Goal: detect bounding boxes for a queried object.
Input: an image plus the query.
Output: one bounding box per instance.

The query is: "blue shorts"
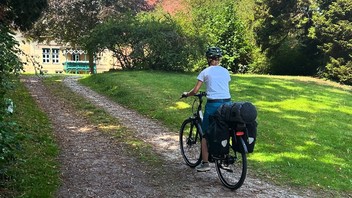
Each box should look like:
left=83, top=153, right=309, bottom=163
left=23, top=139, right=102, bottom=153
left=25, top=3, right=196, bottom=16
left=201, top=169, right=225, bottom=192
left=201, top=101, right=232, bottom=135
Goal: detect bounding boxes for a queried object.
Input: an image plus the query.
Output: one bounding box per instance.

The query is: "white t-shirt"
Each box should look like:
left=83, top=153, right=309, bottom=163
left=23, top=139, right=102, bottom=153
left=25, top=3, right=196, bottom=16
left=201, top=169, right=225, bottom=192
left=197, top=65, right=231, bottom=99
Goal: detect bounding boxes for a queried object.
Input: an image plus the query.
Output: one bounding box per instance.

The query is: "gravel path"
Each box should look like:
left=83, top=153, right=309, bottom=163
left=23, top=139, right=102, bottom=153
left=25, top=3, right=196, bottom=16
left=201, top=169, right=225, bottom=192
left=22, top=76, right=319, bottom=198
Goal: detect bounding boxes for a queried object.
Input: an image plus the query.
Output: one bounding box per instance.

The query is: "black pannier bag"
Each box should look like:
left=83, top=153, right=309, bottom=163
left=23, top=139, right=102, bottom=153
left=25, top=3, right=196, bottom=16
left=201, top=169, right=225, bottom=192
left=205, top=114, right=230, bottom=157
left=216, top=102, right=258, bottom=153
left=232, top=121, right=257, bottom=153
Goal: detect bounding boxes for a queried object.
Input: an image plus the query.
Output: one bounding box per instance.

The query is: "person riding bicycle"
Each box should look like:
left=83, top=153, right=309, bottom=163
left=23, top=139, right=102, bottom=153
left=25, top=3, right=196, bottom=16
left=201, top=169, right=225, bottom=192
left=182, top=46, right=232, bottom=172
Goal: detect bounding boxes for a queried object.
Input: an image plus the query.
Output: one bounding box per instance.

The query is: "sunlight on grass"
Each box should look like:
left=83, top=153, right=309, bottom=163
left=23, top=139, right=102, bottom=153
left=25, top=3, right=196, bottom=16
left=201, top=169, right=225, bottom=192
left=295, top=141, right=319, bottom=151
left=319, top=154, right=346, bottom=166
left=168, top=101, right=191, bottom=110
left=257, top=98, right=330, bottom=114
left=251, top=152, right=310, bottom=162
left=255, top=101, right=282, bottom=112
left=280, top=98, right=316, bottom=111
left=80, top=71, right=352, bottom=192
left=250, top=153, right=283, bottom=162
left=267, top=81, right=304, bottom=92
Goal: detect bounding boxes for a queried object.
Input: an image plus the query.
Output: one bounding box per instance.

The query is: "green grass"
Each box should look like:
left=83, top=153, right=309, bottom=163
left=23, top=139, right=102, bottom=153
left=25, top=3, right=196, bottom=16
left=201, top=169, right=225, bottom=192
left=1, top=74, right=164, bottom=197
left=80, top=70, right=352, bottom=193
left=41, top=75, right=162, bottom=166
left=3, top=79, right=60, bottom=197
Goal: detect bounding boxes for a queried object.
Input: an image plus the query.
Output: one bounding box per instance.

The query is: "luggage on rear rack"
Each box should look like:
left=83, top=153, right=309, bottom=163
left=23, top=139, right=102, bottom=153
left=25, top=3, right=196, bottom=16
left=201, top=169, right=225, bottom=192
left=206, top=115, right=230, bottom=158
left=206, top=102, right=258, bottom=155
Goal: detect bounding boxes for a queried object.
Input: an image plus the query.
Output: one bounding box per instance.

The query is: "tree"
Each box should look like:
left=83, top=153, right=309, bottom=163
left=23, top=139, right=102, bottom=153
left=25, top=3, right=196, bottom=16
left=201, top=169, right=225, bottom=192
left=254, top=0, right=352, bottom=83
left=310, top=0, right=352, bottom=84
left=0, top=0, right=47, bottom=169
left=0, top=0, right=47, bottom=31
left=184, top=0, right=254, bottom=72
left=30, top=0, right=150, bottom=74
left=84, top=13, right=198, bottom=71
left=254, top=0, right=321, bottom=75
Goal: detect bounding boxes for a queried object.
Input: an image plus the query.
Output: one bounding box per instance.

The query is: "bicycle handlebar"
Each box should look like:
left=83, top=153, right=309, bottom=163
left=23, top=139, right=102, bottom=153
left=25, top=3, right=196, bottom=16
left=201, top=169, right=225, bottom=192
left=180, top=91, right=207, bottom=99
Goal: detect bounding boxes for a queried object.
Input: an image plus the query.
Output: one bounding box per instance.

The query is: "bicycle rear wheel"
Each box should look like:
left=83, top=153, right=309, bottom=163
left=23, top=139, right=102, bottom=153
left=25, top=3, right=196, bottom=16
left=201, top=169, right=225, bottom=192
left=215, top=142, right=247, bottom=190
left=179, top=118, right=202, bottom=167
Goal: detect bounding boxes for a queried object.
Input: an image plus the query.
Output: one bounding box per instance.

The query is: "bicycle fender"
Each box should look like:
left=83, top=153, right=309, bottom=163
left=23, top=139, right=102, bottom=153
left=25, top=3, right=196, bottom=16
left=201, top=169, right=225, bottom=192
left=239, top=136, right=248, bottom=153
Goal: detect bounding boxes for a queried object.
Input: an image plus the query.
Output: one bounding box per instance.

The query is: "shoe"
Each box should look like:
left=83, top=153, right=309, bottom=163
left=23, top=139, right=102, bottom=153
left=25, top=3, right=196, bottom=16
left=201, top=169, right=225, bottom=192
left=220, top=164, right=233, bottom=172
left=196, top=162, right=210, bottom=172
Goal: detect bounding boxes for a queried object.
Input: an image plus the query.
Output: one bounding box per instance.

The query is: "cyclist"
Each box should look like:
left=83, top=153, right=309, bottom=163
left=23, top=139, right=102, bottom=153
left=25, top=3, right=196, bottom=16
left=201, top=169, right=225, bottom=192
left=182, top=47, right=232, bottom=172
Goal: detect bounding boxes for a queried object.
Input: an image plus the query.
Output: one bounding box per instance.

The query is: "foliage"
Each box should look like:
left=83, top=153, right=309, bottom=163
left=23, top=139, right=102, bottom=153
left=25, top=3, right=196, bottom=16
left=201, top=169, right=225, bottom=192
left=84, top=13, right=199, bottom=71
left=323, top=58, right=352, bottom=84
left=186, top=0, right=254, bottom=72
left=0, top=0, right=47, bottom=187
left=217, top=2, right=253, bottom=73
left=254, top=0, right=352, bottom=83
left=254, top=0, right=322, bottom=76
left=310, top=0, right=352, bottom=84
left=232, top=0, right=270, bottom=74
left=0, top=25, right=22, bottom=169
left=133, top=14, right=197, bottom=71
left=29, top=0, right=150, bottom=74
left=0, top=0, right=47, bottom=31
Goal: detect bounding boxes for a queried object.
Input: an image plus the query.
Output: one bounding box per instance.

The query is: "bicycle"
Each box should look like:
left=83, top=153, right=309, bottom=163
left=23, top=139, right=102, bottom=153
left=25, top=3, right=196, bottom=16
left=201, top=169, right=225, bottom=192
left=179, top=92, right=248, bottom=190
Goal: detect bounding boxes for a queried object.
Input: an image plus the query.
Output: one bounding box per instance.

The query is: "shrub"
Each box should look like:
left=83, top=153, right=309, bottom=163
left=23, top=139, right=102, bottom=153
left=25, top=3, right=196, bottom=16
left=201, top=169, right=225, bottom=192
left=0, top=25, right=22, bottom=169
left=323, top=58, right=352, bottom=85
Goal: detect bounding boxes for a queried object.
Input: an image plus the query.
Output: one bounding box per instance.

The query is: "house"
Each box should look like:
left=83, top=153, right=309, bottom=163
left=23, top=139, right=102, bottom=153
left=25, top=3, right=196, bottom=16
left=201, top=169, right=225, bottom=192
left=15, top=32, right=119, bottom=74
left=16, top=0, right=186, bottom=74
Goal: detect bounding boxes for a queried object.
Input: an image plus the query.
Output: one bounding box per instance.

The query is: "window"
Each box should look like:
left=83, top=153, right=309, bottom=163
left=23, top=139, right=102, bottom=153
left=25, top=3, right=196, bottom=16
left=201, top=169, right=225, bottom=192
left=42, top=48, right=50, bottom=63
left=52, top=48, right=60, bottom=63
left=72, top=54, right=80, bottom=61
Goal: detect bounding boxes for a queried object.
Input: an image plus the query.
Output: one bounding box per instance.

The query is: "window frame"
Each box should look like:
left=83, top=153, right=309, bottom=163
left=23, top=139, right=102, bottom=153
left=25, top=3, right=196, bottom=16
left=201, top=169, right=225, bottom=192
left=52, top=48, right=60, bottom=64
left=42, top=48, right=50, bottom=63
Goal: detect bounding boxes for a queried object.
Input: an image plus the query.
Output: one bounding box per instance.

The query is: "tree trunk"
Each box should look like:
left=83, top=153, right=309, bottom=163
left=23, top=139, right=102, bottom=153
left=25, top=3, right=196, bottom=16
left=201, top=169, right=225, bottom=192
left=88, top=50, right=95, bottom=74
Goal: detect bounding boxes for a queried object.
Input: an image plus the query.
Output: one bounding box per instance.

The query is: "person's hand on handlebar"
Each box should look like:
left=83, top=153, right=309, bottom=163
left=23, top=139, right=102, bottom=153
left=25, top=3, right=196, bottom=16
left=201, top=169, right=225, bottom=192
left=180, top=92, right=188, bottom=98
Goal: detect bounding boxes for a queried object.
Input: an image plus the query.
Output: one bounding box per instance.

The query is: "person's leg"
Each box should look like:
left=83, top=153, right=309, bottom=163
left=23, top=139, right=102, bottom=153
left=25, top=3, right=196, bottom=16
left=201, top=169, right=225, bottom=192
left=196, top=137, right=211, bottom=172
left=200, top=102, right=216, bottom=163
left=201, top=137, right=208, bottom=162
left=197, top=102, right=222, bottom=172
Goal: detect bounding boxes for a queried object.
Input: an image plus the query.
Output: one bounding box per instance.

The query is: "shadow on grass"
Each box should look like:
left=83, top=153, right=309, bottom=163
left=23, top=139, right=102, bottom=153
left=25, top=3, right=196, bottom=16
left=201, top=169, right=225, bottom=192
left=232, top=75, right=351, bottom=191
left=80, top=72, right=351, bottom=192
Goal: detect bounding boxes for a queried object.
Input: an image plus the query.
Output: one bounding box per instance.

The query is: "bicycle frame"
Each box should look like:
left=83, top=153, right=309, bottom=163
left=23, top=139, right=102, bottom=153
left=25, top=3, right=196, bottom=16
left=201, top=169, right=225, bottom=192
left=189, top=91, right=206, bottom=121
left=180, top=92, right=249, bottom=189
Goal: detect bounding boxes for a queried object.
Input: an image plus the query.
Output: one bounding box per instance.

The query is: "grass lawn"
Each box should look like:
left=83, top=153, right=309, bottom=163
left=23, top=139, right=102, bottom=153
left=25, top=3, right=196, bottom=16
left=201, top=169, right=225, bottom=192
left=3, top=78, right=60, bottom=197
left=1, top=75, right=163, bottom=197
left=80, top=70, right=352, bottom=193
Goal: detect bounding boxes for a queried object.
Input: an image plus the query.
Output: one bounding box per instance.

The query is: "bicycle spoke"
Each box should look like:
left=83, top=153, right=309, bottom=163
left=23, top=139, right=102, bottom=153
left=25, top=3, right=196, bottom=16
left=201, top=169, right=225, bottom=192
left=179, top=119, right=202, bottom=167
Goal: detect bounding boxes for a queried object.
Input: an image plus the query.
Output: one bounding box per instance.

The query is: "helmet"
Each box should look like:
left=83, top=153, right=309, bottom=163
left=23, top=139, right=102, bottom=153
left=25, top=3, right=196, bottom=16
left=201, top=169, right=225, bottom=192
left=206, top=47, right=222, bottom=59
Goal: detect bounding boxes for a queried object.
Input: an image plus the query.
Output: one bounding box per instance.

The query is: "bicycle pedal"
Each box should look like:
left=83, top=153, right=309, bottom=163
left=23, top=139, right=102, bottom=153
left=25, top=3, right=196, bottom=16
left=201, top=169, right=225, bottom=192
left=220, top=165, right=233, bottom=172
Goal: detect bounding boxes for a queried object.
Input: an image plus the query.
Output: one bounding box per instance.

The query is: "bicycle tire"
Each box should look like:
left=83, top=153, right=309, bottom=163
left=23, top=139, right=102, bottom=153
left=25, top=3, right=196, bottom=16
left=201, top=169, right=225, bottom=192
left=215, top=137, right=247, bottom=190
left=179, top=118, right=202, bottom=167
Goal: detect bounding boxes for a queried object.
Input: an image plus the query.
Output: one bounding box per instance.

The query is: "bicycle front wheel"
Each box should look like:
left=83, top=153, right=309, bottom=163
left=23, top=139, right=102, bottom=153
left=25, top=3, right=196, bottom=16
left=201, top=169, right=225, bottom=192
left=215, top=141, right=247, bottom=190
left=179, top=118, right=202, bottom=167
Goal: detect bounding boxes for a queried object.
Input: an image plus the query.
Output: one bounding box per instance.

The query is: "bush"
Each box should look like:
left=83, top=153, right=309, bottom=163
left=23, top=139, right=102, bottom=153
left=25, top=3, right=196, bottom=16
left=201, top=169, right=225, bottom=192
left=323, top=58, right=352, bottom=85
left=131, top=14, right=198, bottom=71
left=0, top=25, right=22, bottom=169
left=84, top=14, right=200, bottom=72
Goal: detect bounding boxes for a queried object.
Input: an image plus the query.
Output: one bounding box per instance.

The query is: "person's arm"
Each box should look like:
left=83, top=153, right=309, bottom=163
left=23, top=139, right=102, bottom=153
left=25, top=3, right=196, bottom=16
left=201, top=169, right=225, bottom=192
left=185, top=80, right=203, bottom=97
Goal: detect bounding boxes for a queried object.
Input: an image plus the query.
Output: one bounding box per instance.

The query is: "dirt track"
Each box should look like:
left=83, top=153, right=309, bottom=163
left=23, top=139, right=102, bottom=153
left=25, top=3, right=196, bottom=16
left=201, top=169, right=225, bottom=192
left=22, top=75, right=320, bottom=198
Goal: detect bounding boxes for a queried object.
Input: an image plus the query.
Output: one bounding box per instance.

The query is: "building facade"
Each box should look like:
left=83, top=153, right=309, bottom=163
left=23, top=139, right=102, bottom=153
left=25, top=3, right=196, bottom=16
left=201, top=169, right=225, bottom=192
left=16, top=32, right=119, bottom=74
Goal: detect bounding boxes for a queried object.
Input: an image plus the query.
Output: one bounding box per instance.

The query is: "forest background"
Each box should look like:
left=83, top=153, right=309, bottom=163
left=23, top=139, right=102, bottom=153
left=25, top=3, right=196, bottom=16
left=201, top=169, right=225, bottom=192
left=28, top=0, right=351, bottom=85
